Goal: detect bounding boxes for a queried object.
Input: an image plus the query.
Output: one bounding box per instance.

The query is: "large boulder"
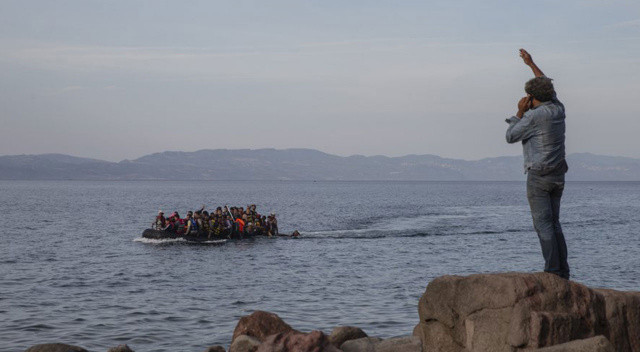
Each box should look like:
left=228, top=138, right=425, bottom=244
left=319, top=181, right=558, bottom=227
left=24, top=343, right=88, bottom=352
left=340, top=336, right=421, bottom=352
left=328, top=326, right=368, bottom=347
left=340, top=337, right=383, bottom=352
left=256, top=330, right=340, bottom=352
left=229, top=335, right=261, bottom=352
left=375, top=336, right=422, bottom=352
left=107, top=345, right=134, bottom=352
left=203, top=346, right=226, bottom=352
left=417, top=272, right=640, bottom=352
left=535, top=335, right=615, bottom=352
left=596, top=288, right=640, bottom=351
left=232, top=311, right=295, bottom=343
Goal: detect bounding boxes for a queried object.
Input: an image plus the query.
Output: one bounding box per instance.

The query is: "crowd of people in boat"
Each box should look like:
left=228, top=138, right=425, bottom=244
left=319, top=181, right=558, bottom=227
left=151, top=204, right=279, bottom=239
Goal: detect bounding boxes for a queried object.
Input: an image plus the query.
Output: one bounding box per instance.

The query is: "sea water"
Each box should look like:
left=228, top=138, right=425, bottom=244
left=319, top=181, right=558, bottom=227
left=1, top=181, right=639, bottom=351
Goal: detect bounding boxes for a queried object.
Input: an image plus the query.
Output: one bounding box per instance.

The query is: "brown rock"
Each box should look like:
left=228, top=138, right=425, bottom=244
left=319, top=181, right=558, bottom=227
left=232, top=311, right=295, bottom=343
left=107, top=345, right=134, bottom=352
left=340, top=337, right=382, bottom=352
left=256, top=330, right=340, bottom=352
left=24, top=343, right=88, bottom=352
left=535, top=335, right=615, bottom=351
left=596, top=288, right=640, bottom=352
left=412, top=324, right=421, bottom=338
left=204, top=346, right=227, bottom=352
left=417, top=272, right=640, bottom=352
left=328, top=326, right=368, bottom=347
left=229, top=335, right=261, bottom=352
left=375, top=336, right=422, bottom=352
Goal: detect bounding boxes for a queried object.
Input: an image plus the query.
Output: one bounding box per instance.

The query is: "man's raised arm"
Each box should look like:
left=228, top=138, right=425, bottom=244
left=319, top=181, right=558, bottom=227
left=520, top=49, right=544, bottom=77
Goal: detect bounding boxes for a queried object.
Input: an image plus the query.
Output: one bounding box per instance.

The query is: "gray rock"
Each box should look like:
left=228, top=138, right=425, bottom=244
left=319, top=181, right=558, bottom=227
left=107, top=345, right=134, bottom=352
left=375, top=336, right=422, bottom=352
left=24, top=343, right=88, bottom=352
left=417, top=272, right=640, bottom=352
left=203, top=346, right=226, bottom=352
left=256, top=330, right=340, bottom=352
left=229, top=334, right=260, bottom=352
left=535, top=336, right=615, bottom=352
left=340, top=337, right=383, bottom=352
left=328, top=326, right=368, bottom=347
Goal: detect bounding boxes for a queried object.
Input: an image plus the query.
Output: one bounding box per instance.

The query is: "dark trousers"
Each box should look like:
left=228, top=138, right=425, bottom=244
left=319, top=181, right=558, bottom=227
left=526, top=172, right=570, bottom=279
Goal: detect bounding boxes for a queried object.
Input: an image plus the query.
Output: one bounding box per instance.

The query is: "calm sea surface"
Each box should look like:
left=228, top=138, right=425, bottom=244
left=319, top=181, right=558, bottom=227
left=1, top=181, right=639, bottom=351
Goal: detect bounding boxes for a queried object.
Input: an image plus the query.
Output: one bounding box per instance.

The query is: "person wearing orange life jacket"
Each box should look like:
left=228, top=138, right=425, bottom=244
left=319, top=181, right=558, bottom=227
left=235, top=216, right=245, bottom=235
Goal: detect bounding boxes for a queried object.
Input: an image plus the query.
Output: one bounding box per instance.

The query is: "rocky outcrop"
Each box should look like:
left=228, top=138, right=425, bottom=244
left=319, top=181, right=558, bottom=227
left=107, top=345, right=134, bottom=352
left=416, top=272, right=640, bottom=352
left=340, top=336, right=421, bottom=352
left=230, top=335, right=261, bottom=352
left=256, top=330, right=340, bottom=352
left=340, top=337, right=383, bottom=352
left=204, top=346, right=226, bottom=352
left=535, top=335, right=615, bottom=352
left=232, top=311, right=296, bottom=344
left=328, top=326, right=368, bottom=347
left=375, top=336, right=422, bottom=352
left=24, top=343, right=88, bottom=352
left=596, top=288, right=640, bottom=351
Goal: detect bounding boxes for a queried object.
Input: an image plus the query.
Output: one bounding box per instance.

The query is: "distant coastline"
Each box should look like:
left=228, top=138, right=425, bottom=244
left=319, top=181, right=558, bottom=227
left=1, top=149, right=640, bottom=181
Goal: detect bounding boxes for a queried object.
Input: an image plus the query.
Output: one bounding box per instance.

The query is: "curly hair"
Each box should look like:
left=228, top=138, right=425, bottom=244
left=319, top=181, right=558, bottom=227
left=525, top=77, right=555, bottom=102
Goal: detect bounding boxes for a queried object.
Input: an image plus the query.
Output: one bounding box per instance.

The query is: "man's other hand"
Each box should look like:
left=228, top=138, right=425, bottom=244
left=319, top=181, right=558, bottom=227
left=516, top=96, right=532, bottom=118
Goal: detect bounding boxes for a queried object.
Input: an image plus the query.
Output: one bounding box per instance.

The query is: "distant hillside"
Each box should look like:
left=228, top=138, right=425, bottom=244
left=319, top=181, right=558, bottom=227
left=1, top=149, right=639, bottom=181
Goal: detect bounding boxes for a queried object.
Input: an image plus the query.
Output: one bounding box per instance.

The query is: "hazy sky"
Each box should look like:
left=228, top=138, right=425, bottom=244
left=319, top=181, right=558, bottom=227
left=1, top=0, right=639, bottom=161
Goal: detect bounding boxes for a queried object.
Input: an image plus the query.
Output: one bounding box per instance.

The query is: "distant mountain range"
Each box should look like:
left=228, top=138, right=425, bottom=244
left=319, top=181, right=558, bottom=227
left=1, top=149, right=639, bottom=181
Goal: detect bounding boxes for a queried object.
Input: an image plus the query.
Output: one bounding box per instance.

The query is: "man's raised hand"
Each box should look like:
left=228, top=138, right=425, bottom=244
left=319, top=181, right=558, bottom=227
left=519, top=48, right=534, bottom=66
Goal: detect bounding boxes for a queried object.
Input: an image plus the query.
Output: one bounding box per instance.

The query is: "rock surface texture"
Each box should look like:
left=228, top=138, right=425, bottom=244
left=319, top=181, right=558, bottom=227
left=229, top=335, right=261, bottom=352
left=535, top=335, right=615, bottom=352
left=256, top=330, right=340, bottom=352
left=340, top=336, right=422, bottom=352
left=24, top=343, right=88, bottom=352
left=417, top=272, right=640, bottom=352
left=232, top=311, right=296, bottom=344
left=374, top=336, right=422, bottom=352
left=204, top=346, right=227, bottom=352
left=340, top=337, right=383, bottom=352
left=328, top=326, right=368, bottom=347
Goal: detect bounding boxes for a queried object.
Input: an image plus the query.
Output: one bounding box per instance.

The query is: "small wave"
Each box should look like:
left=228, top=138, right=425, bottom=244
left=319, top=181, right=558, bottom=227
left=133, top=237, right=186, bottom=244
left=133, top=237, right=227, bottom=245
left=20, top=323, right=55, bottom=332
left=193, top=240, right=227, bottom=245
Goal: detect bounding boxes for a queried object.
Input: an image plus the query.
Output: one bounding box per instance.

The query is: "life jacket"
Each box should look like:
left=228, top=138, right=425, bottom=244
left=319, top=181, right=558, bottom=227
left=202, top=218, right=211, bottom=232
left=235, top=218, right=245, bottom=233
left=176, top=219, right=186, bottom=235
left=154, top=216, right=166, bottom=229
left=208, top=218, right=219, bottom=235
left=187, top=218, right=199, bottom=234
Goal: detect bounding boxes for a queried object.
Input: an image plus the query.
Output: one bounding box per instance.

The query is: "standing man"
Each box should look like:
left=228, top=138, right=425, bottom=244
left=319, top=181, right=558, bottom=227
left=506, top=49, right=570, bottom=279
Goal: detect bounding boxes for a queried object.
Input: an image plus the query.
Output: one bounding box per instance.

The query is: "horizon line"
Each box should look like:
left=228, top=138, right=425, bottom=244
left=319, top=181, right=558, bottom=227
left=0, top=148, right=636, bottom=163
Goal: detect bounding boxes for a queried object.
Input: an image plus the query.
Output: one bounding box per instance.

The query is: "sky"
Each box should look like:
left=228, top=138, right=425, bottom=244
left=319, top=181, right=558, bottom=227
left=1, top=0, right=639, bottom=161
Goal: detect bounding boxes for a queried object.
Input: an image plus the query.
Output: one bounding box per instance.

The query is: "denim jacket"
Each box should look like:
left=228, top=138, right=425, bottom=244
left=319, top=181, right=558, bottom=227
left=505, top=95, right=567, bottom=175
